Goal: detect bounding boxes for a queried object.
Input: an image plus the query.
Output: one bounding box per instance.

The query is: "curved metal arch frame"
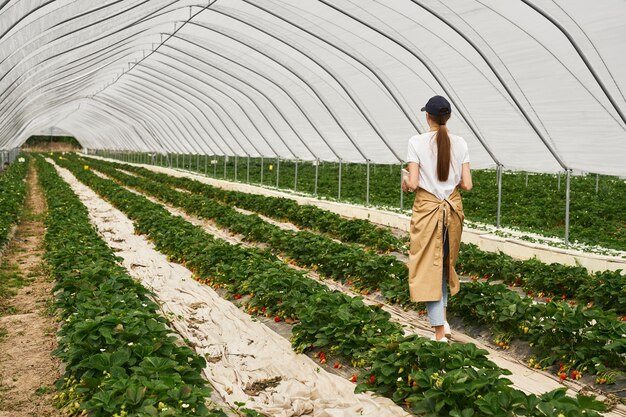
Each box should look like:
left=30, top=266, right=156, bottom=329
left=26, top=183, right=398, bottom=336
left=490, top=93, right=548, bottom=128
left=139, top=56, right=313, bottom=159
left=135, top=63, right=288, bottom=159
left=91, top=95, right=197, bottom=154
left=153, top=47, right=320, bottom=161
left=164, top=35, right=341, bottom=160
left=127, top=68, right=265, bottom=157
left=231, top=2, right=412, bottom=160
left=521, top=0, right=626, bottom=127
left=115, top=79, right=227, bottom=155
left=185, top=21, right=371, bottom=162
left=95, top=92, right=205, bottom=154
left=81, top=97, right=170, bottom=152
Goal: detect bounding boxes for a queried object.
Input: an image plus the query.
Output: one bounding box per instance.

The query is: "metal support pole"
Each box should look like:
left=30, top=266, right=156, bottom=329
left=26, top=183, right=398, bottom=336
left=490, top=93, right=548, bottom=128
left=176, top=153, right=180, bottom=169
left=294, top=158, right=298, bottom=192
left=338, top=159, right=342, bottom=200
left=223, top=155, right=227, bottom=179
left=400, top=165, right=404, bottom=210
left=525, top=173, right=528, bottom=187
left=234, top=156, right=238, bottom=181
left=276, top=157, right=280, bottom=188
left=595, top=173, right=599, bottom=194
left=182, top=153, right=186, bottom=170
left=366, top=159, right=370, bottom=206
left=565, top=170, right=571, bottom=245
left=496, top=165, right=503, bottom=228
left=260, top=156, right=264, bottom=184
left=196, top=154, right=200, bottom=172
left=247, top=156, right=250, bottom=183
left=314, top=159, right=319, bottom=196
left=205, top=155, right=208, bottom=175
left=213, top=156, right=217, bottom=177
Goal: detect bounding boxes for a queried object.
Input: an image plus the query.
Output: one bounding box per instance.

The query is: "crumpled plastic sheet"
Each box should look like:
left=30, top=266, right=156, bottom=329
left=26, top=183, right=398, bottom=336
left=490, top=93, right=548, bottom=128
left=52, top=161, right=410, bottom=417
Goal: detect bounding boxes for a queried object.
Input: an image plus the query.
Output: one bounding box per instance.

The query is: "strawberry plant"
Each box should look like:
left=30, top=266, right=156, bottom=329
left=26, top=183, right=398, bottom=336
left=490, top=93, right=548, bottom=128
left=90, top=157, right=401, bottom=252
left=107, top=152, right=626, bottom=250
left=0, top=154, right=28, bottom=248
left=74, top=155, right=626, bottom=381
left=36, top=157, right=226, bottom=417
left=57, top=155, right=609, bottom=416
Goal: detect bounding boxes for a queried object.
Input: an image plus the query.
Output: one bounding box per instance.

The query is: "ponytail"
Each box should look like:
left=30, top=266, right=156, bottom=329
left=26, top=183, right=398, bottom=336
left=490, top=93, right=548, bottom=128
left=430, top=113, right=452, bottom=181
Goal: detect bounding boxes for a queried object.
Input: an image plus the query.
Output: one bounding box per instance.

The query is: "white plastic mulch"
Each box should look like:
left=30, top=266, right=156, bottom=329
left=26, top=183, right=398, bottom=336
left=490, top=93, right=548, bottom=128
left=50, top=162, right=410, bottom=417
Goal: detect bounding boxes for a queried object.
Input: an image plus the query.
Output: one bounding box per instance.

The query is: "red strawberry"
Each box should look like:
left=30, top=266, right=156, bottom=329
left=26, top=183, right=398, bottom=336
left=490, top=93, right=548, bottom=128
left=274, top=316, right=281, bottom=322
left=561, top=295, right=567, bottom=300
left=368, top=375, right=376, bottom=384
left=350, top=375, right=357, bottom=383
left=261, top=307, right=267, bottom=313
left=333, top=362, right=341, bottom=369
left=559, top=374, right=567, bottom=381
left=234, top=294, right=241, bottom=300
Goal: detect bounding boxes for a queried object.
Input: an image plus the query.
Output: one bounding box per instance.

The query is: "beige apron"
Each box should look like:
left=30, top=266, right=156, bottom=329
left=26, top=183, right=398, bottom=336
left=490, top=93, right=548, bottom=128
left=408, top=188, right=464, bottom=302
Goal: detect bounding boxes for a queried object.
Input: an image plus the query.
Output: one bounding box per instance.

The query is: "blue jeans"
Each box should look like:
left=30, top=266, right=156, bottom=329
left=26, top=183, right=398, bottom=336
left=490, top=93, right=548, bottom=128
left=426, top=231, right=449, bottom=327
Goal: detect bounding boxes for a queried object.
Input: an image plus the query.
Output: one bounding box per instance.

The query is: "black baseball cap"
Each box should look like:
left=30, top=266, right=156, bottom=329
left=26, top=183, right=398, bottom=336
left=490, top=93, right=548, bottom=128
left=421, top=95, right=451, bottom=116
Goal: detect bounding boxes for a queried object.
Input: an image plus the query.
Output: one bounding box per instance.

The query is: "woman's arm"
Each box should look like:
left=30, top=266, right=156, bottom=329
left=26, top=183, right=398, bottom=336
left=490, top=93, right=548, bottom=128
left=402, top=162, right=420, bottom=192
left=458, top=162, right=472, bottom=191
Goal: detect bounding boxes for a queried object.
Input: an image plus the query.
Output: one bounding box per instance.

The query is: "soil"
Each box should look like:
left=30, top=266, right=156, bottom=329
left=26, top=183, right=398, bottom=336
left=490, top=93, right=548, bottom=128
left=0, top=163, right=62, bottom=417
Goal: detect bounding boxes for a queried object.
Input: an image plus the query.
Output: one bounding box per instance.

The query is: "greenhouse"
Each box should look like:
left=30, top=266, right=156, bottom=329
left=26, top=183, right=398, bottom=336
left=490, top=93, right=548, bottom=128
left=0, top=1, right=624, bottom=416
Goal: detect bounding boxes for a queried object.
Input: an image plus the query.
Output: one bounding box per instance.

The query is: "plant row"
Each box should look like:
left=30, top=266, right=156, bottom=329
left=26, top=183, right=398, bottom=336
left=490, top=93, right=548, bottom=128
left=74, top=155, right=626, bottom=381
left=84, top=156, right=625, bottom=315
left=89, top=157, right=402, bottom=252
left=102, top=151, right=626, bottom=250
left=77, top=155, right=410, bottom=301
left=0, top=155, right=28, bottom=249
left=36, top=157, right=226, bottom=417
left=457, top=244, right=625, bottom=315
left=57, top=155, right=607, bottom=416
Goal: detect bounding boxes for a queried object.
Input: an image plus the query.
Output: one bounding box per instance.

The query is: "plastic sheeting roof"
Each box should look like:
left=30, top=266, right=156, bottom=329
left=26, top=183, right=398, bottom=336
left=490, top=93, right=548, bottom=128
left=1, top=0, right=625, bottom=175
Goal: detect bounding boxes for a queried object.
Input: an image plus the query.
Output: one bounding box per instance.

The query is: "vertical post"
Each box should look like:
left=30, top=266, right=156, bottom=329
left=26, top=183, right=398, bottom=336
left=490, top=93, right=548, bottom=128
left=595, top=173, right=599, bottom=194
left=565, top=170, right=571, bottom=245
left=260, top=156, right=264, bottom=184
left=294, top=158, right=298, bottom=192
left=234, top=155, right=238, bottom=181
left=276, top=157, right=280, bottom=188
left=525, top=173, right=528, bottom=187
left=557, top=172, right=561, bottom=191
left=366, top=159, right=370, bottom=206
left=196, top=154, right=200, bottom=172
left=338, top=159, right=342, bottom=200
left=400, top=165, right=404, bottom=210
left=496, top=165, right=503, bottom=228
left=176, top=153, right=179, bottom=168
left=205, top=155, right=208, bottom=175
left=223, top=155, right=227, bottom=179
left=246, top=156, right=250, bottom=183
left=314, top=159, right=319, bottom=196
left=213, top=155, right=217, bottom=177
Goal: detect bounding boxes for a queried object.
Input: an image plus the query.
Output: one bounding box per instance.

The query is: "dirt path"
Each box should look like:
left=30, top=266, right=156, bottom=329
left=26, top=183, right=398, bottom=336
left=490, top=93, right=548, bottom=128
left=0, top=163, right=62, bottom=417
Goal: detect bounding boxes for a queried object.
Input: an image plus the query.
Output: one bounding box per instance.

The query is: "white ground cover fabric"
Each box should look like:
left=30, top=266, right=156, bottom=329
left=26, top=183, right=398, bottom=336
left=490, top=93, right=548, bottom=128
left=50, top=161, right=409, bottom=417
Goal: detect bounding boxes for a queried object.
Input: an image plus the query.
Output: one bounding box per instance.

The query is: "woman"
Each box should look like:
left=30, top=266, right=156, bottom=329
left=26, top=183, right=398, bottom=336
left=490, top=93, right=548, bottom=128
left=402, top=95, right=472, bottom=342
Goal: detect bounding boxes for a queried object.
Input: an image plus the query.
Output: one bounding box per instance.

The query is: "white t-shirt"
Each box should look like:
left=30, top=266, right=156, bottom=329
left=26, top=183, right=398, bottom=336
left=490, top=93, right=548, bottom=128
left=406, top=131, right=470, bottom=201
